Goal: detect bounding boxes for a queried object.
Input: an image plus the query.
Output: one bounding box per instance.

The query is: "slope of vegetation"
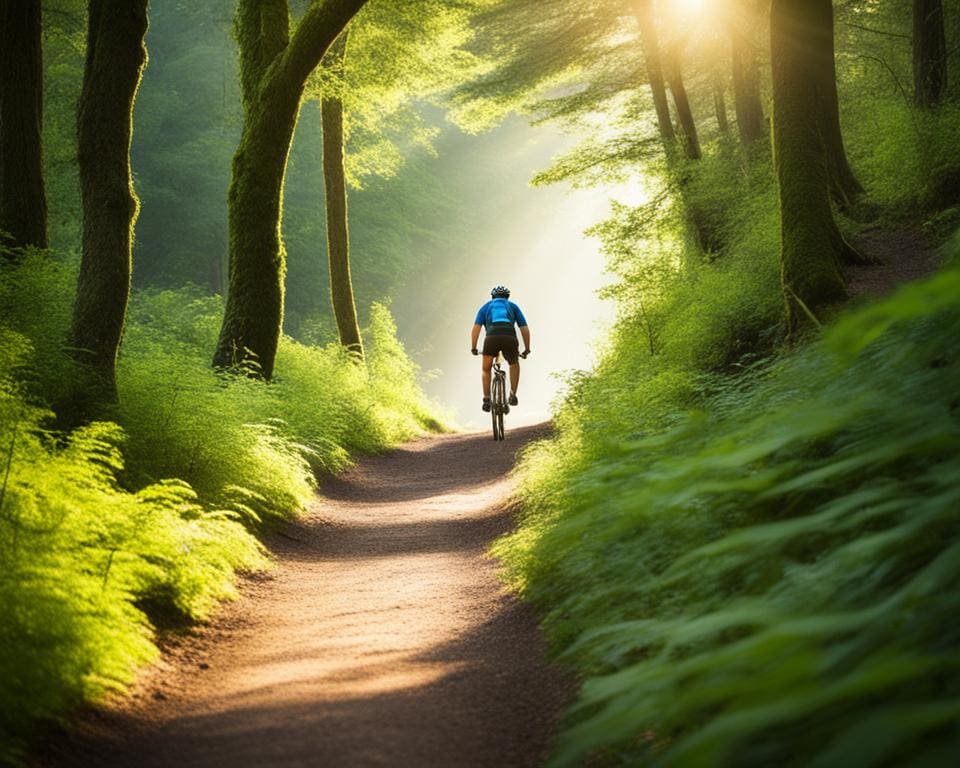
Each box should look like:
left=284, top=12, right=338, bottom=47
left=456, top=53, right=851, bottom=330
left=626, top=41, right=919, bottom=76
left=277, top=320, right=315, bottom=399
left=475, top=1, right=960, bottom=764
left=1, top=2, right=463, bottom=757
left=0, top=250, right=441, bottom=763
left=501, top=251, right=960, bottom=765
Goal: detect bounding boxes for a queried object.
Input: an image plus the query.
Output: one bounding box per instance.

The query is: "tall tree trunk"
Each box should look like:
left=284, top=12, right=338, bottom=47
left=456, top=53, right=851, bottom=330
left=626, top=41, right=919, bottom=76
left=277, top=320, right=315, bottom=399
left=713, top=75, right=729, bottom=133
left=913, top=0, right=947, bottom=108
left=0, top=0, right=47, bottom=255
left=666, top=53, right=702, bottom=160
left=731, top=14, right=766, bottom=146
left=633, top=0, right=675, bottom=143
left=321, top=31, right=363, bottom=357
left=67, top=0, right=148, bottom=411
left=810, top=0, right=863, bottom=209
left=213, top=0, right=367, bottom=378
left=771, top=0, right=852, bottom=337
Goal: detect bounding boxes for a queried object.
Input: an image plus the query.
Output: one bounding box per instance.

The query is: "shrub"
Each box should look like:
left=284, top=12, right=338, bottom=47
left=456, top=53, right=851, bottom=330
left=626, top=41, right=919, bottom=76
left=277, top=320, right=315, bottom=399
left=0, top=332, right=265, bottom=763
left=499, top=263, right=960, bottom=766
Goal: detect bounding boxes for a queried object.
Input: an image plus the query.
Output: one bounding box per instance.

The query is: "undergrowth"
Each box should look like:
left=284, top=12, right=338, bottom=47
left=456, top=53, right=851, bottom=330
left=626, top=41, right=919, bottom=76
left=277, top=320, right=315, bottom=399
left=500, top=229, right=960, bottom=765
left=0, top=254, right=443, bottom=762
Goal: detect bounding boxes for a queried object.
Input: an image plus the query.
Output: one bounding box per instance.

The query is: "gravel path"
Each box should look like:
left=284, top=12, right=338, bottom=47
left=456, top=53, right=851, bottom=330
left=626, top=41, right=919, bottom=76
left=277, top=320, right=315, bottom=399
left=38, top=424, right=570, bottom=768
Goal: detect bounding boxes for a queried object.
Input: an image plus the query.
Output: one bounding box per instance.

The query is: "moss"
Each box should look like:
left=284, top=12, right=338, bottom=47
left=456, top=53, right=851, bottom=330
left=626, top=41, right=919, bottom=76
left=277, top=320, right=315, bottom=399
left=213, top=0, right=368, bottom=379
left=321, top=31, right=363, bottom=357
left=67, top=0, right=149, bottom=413
left=771, top=0, right=849, bottom=336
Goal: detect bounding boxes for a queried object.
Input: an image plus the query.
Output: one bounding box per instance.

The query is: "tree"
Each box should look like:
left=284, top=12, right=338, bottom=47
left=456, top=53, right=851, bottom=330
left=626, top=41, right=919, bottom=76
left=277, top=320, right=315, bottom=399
left=729, top=1, right=766, bottom=146
left=320, top=31, right=363, bottom=356
left=913, top=0, right=947, bottom=108
left=0, top=0, right=48, bottom=255
left=67, top=0, right=149, bottom=410
left=665, top=50, right=702, bottom=160
left=633, top=0, right=675, bottom=143
left=713, top=75, right=729, bottom=133
left=770, top=0, right=855, bottom=336
left=212, top=0, right=367, bottom=378
left=810, top=0, right=864, bottom=208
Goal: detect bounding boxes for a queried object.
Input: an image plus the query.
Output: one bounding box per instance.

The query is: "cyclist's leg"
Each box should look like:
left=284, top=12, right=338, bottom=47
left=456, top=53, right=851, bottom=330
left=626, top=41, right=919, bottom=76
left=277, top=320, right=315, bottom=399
left=481, top=355, right=493, bottom=398
left=503, top=338, right=521, bottom=397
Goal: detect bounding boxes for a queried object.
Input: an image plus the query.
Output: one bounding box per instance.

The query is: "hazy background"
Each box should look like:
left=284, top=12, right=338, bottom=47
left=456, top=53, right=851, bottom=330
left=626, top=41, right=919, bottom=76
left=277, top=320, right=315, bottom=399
left=390, top=120, right=630, bottom=428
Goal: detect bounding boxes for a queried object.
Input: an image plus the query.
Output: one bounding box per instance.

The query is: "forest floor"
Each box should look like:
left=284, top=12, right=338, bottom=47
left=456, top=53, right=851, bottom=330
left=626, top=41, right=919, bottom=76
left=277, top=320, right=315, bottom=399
left=35, top=424, right=570, bottom=768
left=847, top=225, right=942, bottom=298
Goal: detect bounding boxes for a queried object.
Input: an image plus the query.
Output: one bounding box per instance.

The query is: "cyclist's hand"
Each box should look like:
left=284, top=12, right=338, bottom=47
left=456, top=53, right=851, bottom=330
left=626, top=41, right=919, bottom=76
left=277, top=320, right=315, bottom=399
left=521, top=349, right=530, bottom=359
left=471, top=348, right=479, bottom=356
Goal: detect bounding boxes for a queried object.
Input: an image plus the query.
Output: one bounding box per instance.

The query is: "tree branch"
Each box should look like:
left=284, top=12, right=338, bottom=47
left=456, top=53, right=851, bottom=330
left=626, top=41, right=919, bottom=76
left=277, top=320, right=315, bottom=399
left=275, top=0, right=367, bottom=92
left=852, top=53, right=911, bottom=103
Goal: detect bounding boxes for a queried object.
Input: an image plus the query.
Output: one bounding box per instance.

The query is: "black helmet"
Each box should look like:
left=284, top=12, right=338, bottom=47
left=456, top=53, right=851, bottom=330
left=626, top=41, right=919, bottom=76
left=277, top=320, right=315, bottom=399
left=491, top=284, right=510, bottom=298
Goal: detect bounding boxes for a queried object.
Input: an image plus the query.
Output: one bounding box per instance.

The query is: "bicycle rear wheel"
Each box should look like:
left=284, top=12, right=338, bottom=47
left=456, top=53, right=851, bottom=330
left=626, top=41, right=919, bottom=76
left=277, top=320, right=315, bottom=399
left=491, top=373, right=505, bottom=441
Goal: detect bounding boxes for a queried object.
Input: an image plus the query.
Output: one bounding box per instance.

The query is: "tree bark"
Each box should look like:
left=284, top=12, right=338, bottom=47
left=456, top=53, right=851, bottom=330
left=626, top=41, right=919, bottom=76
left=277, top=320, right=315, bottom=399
left=666, top=57, right=701, bottom=160
left=321, top=31, right=363, bottom=357
left=913, top=0, right=947, bottom=108
left=809, top=0, right=863, bottom=208
left=713, top=75, right=729, bottom=134
left=213, top=0, right=368, bottom=378
left=731, top=14, right=766, bottom=146
left=771, top=0, right=851, bottom=337
left=67, top=0, right=148, bottom=410
left=0, top=0, right=47, bottom=255
left=633, top=0, right=674, bottom=143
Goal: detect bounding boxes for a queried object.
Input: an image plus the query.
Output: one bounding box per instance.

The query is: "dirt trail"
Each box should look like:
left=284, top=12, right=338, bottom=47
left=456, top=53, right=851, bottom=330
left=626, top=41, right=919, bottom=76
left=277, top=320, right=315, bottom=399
left=39, top=424, right=570, bottom=768
left=848, top=226, right=942, bottom=298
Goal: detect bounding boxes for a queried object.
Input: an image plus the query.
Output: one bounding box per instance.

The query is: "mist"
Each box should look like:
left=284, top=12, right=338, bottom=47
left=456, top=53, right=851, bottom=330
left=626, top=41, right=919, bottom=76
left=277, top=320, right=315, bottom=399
left=391, top=119, right=632, bottom=429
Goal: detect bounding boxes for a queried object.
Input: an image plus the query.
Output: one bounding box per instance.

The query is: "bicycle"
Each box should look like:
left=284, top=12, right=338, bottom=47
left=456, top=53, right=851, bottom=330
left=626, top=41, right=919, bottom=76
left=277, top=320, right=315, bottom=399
left=490, top=353, right=509, bottom=441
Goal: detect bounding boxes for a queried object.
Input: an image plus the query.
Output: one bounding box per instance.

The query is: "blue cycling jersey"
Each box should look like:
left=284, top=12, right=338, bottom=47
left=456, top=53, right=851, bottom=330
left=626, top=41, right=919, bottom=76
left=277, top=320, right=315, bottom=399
left=475, top=298, right=528, bottom=333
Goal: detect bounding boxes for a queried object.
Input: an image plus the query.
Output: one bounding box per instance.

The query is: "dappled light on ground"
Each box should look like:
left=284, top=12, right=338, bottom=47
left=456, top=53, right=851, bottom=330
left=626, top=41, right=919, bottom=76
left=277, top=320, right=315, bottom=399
left=41, top=426, right=569, bottom=768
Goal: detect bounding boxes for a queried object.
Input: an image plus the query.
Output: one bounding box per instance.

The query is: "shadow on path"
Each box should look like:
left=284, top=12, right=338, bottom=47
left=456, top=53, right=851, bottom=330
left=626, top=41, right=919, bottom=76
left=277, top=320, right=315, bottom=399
left=35, top=421, right=571, bottom=768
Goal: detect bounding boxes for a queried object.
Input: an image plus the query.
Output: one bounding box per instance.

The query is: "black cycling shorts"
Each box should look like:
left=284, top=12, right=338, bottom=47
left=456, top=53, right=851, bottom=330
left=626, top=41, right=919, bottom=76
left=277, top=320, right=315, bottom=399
left=482, top=333, right=519, bottom=364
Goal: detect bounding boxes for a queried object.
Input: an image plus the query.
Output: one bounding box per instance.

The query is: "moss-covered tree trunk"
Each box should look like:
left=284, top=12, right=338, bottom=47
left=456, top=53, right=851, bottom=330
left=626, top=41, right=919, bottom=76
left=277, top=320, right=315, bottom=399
left=212, top=0, right=367, bottom=378
left=67, top=0, right=148, bottom=410
left=0, top=0, right=47, bottom=255
left=731, top=13, right=766, bottom=147
left=771, top=0, right=851, bottom=336
left=913, top=0, right=947, bottom=108
left=633, top=0, right=675, bottom=143
left=321, top=31, right=363, bottom=358
left=809, top=0, right=863, bottom=209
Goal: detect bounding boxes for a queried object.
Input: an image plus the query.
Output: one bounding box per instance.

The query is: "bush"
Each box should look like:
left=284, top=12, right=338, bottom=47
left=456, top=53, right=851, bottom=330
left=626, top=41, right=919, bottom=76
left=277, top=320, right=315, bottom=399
left=0, top=332, right=265, bottom=764
left=0, top=258, right=444, bottom=760
left=499, top=263, right=960, bottom=766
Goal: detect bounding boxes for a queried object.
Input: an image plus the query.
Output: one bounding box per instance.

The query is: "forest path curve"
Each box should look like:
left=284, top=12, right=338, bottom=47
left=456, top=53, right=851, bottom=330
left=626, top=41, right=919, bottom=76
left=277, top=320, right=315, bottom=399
left=39, top=423, right=570, bottom=768
left=848, top=225, right=942, bottom=298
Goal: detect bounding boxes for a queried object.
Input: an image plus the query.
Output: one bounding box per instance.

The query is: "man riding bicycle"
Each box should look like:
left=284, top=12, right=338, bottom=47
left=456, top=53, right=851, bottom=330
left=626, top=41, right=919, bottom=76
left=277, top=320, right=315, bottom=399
left=471, top=285, right=531, bottom=412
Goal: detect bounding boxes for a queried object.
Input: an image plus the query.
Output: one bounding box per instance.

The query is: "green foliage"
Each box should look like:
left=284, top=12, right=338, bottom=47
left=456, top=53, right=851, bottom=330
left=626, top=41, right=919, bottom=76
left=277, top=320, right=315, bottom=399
left=308, top=0, right=492, bottom=188
left=847, top=100, right=960, bottom=213
left=0, top=333, right=265, bottom=764
left=834, top=1, right=960, bottom=215
left=0, top=255, right=443, bottom=759
left=499, top=262, right=960, bottom=766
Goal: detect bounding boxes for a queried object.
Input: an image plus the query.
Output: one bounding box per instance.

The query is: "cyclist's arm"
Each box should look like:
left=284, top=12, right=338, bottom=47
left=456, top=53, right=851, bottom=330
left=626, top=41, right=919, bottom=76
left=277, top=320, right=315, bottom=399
left=470, top=323, right=482, bottom=351
left=520, top=325, right=531, bottom=353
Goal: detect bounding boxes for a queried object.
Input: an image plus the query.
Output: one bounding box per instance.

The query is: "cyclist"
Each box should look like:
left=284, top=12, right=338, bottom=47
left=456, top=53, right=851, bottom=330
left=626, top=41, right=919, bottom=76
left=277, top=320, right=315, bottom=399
left=470, top=284, right=531, bottom=412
